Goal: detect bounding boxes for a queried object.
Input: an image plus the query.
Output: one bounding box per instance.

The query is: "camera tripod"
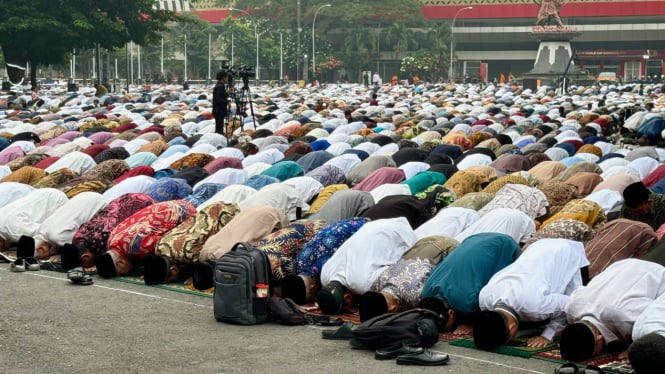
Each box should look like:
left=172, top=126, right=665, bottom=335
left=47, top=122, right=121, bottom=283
left=226, top=74, right=257, bottom=135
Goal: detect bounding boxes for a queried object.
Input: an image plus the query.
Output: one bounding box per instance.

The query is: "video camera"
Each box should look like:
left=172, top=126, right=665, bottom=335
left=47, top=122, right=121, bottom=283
left=221, top=61, right=255, bottom=88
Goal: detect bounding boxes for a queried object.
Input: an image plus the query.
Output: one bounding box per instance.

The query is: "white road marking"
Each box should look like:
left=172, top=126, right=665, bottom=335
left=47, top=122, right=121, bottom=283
left=1, top=267, right=213, bottom=309
left=3, top=267, right=552, bottom=373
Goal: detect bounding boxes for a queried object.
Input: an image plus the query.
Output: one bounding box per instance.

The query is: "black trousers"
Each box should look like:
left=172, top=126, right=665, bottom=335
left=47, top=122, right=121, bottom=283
left=214, top=112, right=227, bottom=135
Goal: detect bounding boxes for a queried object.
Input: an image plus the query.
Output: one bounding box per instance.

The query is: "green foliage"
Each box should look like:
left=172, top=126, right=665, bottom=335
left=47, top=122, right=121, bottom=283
left=0, top=0, right=184, bottom=87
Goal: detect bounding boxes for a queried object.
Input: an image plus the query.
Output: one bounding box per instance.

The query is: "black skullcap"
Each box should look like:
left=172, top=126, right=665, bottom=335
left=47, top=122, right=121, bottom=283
left=282, top=274, right=307, bottom=305
left=624, top=181, right=651, bottom=208
left=628, top=332, right=665, bottom=374
left=417, top=297, right=451, bottom=332
left=560, top=322, right=597, bottom=362
left=143, top=255, right=171, bottom=285
left=60, top=243, right=83, bottom=271
left=473, top=311, right=509, bottom=351
left=95, top=252, right=117, bottom=279
left=316, top=281, right=345, bottom=315
left=192, top=261, right=214, bottom=290
left=359, top=291, right=388, bottom=322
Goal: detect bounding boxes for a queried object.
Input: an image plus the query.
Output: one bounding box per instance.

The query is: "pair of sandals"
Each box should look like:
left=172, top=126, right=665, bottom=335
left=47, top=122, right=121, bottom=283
left=67, top=267, right=94, bottom=286
left=10, top=257, right=40, bottom=272
left=555, top=363, right=606, bottom=374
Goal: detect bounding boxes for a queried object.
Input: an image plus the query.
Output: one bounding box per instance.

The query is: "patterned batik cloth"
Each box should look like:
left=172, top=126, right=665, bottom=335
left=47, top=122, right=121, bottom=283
left=6, top=153, right=49, bottom=171
left=156, top=202, right=241, bottom=264
left=294, top=217, right=369, bottom=278
left=481, top=175, right=530, bottom=194
left=254, top=220, right=328, bottom=283
left=184, top=183, right=226, bottom=207
left=522, top=219, right=596, bottom=250
left=541, top=199, right=607, bottom=230
left=146, top=177, right=193, bottom=202
left=169, top=153, right=215, bottom=171
left=370, top=258, right=433, bottom=309
left=107, top=200, right=196, bottom=260
left=443, top=170, right=488, bottom=198
left=73, top=193, right=156, bottom=256
left=479, top=184, right=549, bottom=220
left=305, top=164, right=346, bottom=187
left=81, top=159, right=130, bottom=181
left=31, top=168, right=79, bottom=188
left=62, top=178, right=114, bottom=199
left=538, top=181, right=579, bottom=218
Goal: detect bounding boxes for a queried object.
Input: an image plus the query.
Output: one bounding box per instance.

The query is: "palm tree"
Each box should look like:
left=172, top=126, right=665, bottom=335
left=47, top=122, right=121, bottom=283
left=385, top=22, right=413, bottom=60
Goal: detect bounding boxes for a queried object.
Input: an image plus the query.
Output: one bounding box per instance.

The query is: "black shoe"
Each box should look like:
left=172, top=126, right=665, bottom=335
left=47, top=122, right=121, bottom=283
left=375, top=343, right=423, bottom=360
left=321, top=322, right=354, bottom=340
left=396, top=349, right=450, bottom=366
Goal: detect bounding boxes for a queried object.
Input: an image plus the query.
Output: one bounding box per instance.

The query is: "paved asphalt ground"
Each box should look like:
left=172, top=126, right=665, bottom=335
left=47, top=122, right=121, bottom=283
left=0, top=265, right=561, bottom=374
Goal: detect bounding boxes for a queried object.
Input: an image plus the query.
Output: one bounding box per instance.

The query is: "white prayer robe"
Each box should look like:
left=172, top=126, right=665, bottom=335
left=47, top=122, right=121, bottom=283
left=0, top=188, right=69, bottom=243
left=479, top=239, right=590, bottom=341
left=633, top=292, right=665, bottom=340
left=565, top=259, right=665, bottom=344
left=323, top=153, right=362, bottom=175
left=415, top=207, right=480, bottom=240
left=36, top=192, right=108, bottom=247
left=198, top=185, right=257, bottom=212
left=102, top=175, right=155, bottom=201
left=238, top=183, right=303, bottom=221
left=455, top=208, right=536, bottom=244
left=193, top=168, right=248, bottom=190
left=321, top=217, right=418, bottom=294
left=44, top=151, right=96, bottom=175
left=0, top=182, right=34, bottom=209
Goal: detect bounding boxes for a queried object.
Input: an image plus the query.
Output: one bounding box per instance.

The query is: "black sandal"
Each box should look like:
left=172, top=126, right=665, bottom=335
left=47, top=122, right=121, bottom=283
left=555, top=363, right=580, bottom=374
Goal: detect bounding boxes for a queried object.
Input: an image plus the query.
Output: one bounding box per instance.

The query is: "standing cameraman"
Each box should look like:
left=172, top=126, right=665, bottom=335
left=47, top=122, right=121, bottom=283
left=213, top=70, right=232, bottom=135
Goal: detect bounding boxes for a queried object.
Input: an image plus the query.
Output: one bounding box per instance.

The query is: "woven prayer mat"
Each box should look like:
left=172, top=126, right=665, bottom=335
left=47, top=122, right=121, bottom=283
left=111, top=272, right=214, bottom=298
left=534, top=347, right=628, bottom=368
left=449, top=336, right=558, bottom=358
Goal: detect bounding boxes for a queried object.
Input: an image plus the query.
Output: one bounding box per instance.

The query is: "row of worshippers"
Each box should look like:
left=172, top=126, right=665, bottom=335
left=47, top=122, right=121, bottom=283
left=3, top=168, right=665, bottom=366
left=3, top=149, right=665, bottom=287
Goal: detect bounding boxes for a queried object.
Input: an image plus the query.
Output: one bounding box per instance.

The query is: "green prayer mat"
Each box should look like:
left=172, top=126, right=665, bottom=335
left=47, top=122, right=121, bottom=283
left=449, top=336, right=557, bottom=358
left=111, top=273, right=213, bottom=298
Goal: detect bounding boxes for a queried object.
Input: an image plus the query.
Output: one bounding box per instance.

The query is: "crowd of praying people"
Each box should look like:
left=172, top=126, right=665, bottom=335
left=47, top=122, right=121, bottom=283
left=2, top=76, right=665, bottom=372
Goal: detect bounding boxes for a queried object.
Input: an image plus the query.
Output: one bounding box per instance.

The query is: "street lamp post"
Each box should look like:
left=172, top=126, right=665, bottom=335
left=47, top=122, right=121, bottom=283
left=304, top=54, right=308, bottom=82
left=279, top=32, right=283, bottom=84
left=449, top=6, right=473, bottom=82
left=312, top=4, right=331, bottom=75
left=229, top=8, right=259, bottom=84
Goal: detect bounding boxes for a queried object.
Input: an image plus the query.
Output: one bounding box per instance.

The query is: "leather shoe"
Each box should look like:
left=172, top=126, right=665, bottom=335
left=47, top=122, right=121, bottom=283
left=375, top=343, right=423, bottom=360
left=396, top=349, right=450, bottom=366
left=322, top=322, right=354, bottom=340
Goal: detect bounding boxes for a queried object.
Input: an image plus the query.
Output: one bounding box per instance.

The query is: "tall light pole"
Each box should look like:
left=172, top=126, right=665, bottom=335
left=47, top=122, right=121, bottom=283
left=279, top=32, right=283, bottom=84
left=312, top=4, right=331, bottom=75
left=229, top=8, right=259, bottom=84
left=449, top=6, right=473, bottom=82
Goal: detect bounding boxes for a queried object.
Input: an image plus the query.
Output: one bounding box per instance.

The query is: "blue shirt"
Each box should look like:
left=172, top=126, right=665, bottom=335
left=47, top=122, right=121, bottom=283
left=421, top=233, right=520, bottom=314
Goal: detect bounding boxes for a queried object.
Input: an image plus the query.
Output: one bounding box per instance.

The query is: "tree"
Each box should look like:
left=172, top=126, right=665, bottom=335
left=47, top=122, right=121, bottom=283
left=0, top=0, right=183, bottom=89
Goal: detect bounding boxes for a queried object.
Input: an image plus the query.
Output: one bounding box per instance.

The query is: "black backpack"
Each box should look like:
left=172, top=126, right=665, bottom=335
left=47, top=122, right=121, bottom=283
left=351, top=309, right=442, bottom=350
left=213, top=242, right=271, bottom=325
